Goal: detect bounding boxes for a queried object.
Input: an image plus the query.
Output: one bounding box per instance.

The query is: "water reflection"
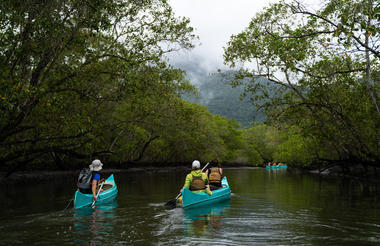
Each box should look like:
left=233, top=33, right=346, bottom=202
left=73, top=199, right=118, bottom=245
left=266, top=167, right=287, bottom=177
left=2, top=169, right=380, bottom=245
left=183, top=200, right=230, bottom=237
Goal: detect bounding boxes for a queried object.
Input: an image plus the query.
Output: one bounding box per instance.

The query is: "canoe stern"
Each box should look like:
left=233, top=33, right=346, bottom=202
left=182, top=177, right=231, bottom=208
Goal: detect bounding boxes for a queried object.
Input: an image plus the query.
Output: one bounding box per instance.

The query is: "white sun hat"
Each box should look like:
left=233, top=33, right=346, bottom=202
left=192, top=160, right=200, bottom=169
left=89, top=159, right=103, bottom=172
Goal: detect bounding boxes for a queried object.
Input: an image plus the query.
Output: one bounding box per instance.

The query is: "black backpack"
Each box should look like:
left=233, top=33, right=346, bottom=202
left=77, top=168, right=93, bottom=189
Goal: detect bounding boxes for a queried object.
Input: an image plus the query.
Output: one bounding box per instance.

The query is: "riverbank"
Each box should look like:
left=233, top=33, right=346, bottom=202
left=0, top=161, right=257, bottom=184
left=3, top=163, right=379, bottom=185
left=308, top=164, right=380, bottom=184
left=0, top=164, right=259, bottom=185
left=0, top=166, right=185, bottom=185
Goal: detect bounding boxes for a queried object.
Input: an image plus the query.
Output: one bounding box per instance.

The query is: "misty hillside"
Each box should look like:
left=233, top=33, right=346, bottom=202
left=182, top=70, right=266, bottom=128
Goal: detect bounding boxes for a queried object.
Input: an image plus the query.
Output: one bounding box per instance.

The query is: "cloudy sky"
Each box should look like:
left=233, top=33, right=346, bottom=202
left=167, top=0, right=277, bottom=73
left=167, top=0, right=321, bottom=76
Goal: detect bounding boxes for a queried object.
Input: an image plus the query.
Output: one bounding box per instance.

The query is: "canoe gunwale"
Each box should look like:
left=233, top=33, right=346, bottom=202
left=183, top=191, right=231, bottom=208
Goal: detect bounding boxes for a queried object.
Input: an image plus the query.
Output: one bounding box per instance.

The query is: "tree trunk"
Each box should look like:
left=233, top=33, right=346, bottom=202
left=133, top=135, right=160, bottom=162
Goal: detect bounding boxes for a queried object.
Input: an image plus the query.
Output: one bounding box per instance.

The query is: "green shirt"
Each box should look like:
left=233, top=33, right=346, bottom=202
left=183, top=170, right=209, bottom=193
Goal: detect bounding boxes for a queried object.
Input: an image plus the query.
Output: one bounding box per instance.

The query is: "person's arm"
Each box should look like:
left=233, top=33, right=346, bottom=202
left=183, top=174, right=192, bottom=190
left=92, top=173, right=101, bottom=202
left=202, top=173, right=209, bottom=185
left=203, top=173, right=212, bottom=195
left=220, top=168, right=223, bottom=176
left=91, top=180, right=98, bottom=202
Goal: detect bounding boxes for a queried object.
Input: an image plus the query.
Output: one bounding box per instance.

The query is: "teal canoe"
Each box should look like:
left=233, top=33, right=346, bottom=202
left=181, top=177, right=231, bottom=208
left=266, top=165, right=287, bottom=169
left=73, top=174, right=118, bottom=209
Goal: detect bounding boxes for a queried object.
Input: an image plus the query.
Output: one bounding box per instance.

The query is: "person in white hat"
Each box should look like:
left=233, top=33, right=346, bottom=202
left=77, top=159, right=104, bottom=202
left=89, top=159, right=104, bottom=202
left=89, top=159, right=103, bottom=172
left=181, top=160, right=212, bottom=195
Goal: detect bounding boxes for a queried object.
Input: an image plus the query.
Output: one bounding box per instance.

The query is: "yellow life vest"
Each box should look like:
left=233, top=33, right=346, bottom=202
left=208, top=167, right=221, bottom=184
left=190, top=175, right=206, bottom=191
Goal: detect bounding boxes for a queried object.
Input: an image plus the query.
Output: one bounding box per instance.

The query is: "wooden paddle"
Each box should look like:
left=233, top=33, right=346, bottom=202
left=165, top=162, right=210, bottom=208
left=91, top=181, right=105, bottom=208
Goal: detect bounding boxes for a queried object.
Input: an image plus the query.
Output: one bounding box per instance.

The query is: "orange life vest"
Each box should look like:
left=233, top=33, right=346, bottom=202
left=208, top=167, right=222, bottom=184
left=190, top=175, right=206, bottom=191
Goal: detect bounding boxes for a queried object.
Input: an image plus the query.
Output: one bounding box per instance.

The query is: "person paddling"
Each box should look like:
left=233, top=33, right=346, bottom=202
left=181, top=160, right=212, bottom=196
left=205, top=159, right=223, bottom=190
left=77, top=159, right=104, bottom=203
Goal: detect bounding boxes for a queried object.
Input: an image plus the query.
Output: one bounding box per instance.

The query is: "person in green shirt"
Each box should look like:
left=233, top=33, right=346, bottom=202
left=181, top=160, right=212, bottom=195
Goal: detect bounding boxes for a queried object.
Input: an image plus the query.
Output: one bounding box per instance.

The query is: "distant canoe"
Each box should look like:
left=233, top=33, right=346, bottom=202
left=181, top=177, right=231, bottom=208
left=74, top=174, right=118, bottom=209
left=266, top=165, right=287, bottom=169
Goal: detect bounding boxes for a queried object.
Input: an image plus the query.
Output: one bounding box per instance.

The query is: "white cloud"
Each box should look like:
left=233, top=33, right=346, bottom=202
left=167, top=0, right=322, bottom=74
left=168, top=0, right=277, bottom=72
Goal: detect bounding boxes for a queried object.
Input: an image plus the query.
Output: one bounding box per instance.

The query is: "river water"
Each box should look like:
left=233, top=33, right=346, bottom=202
left=1, top=167, right=380, bottom=245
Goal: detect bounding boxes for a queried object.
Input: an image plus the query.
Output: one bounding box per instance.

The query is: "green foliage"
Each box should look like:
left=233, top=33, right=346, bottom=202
left=224, top=0, right=380, bottom=168
left=211, top=115, right=244, bottom=161
left=3, top=0, right=379, bottom=171
left=241, top=124, right=281, bottom=166
left=272, top=129, right=315, bottom=167
left=0, top=0, right=200, bottom=170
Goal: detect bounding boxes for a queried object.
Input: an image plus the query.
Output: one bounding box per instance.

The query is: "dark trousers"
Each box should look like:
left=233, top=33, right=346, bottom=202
left=209, top=183, right=222, bottom=191
left=79, top=188, right=92, bottom=194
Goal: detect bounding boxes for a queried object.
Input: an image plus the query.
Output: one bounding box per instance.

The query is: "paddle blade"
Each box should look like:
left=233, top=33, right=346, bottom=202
left=164, top=199, right=177, bottom=208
